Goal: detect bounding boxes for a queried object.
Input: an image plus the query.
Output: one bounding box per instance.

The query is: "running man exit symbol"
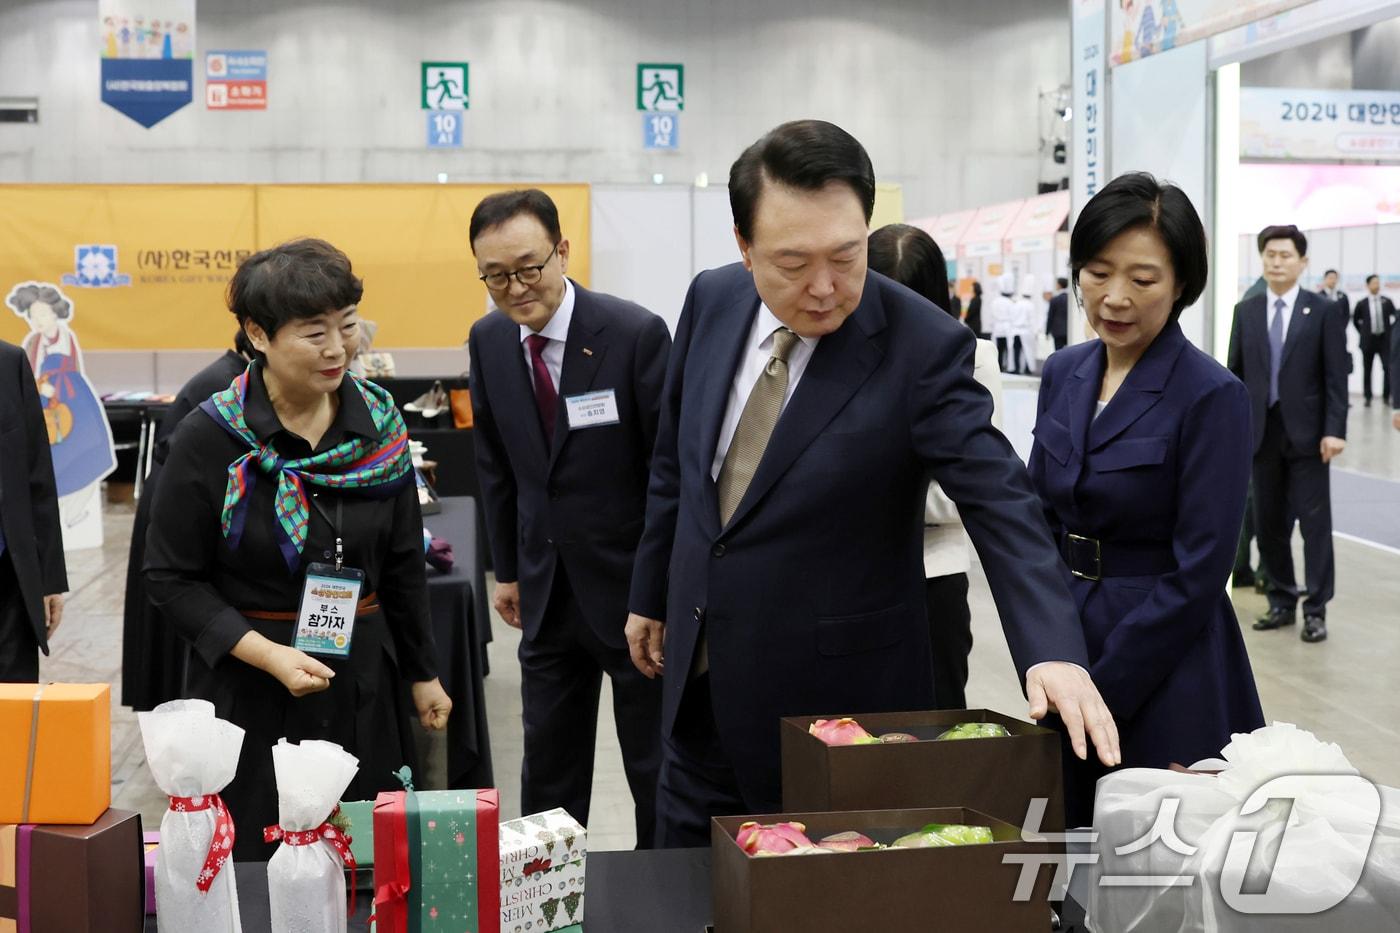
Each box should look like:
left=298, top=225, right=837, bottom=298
left=637, top=63, right=683, bottom=111
left=422, top=62, right=469, bottom=110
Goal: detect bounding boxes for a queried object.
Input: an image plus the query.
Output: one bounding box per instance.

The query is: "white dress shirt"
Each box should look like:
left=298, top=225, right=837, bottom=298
left=709, top=303, right=818, bottom=481
left=1266, top=283, right=1300, bottom=344
left=518, top=278, right=576, bottom=391
left=1368, top=293, right=1385, bottom=333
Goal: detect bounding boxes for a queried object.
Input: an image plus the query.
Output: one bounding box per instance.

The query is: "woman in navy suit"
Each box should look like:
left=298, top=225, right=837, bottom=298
left=1029, top=173, right=1264, bottom=826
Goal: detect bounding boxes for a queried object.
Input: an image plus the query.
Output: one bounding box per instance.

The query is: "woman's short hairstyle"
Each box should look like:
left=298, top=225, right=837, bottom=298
left=1257, top=224, right=1307, bottom=257
left=867, top=224, right=953, bottom=318
left=227, top=239, right=363, bottom=352
left=6, top=283, right=72, bottom=320
left=729, top=120, right=876, bottom=243
left=1070, top=172, right=1208, bottom=320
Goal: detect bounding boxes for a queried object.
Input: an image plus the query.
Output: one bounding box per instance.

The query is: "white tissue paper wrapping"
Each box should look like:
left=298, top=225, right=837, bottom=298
left=1087, top=722, right=1400, bottom=932
left=266, top=739, right=360, bottom=933
left=138, top=698, right=246, bottom=933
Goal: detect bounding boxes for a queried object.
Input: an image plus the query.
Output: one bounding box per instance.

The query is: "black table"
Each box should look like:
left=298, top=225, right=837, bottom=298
left=102, top=397, right=171, bottom=497
left=423, top=496, right=493, bottom=789
left=148, top=849, right=1088, bottom=932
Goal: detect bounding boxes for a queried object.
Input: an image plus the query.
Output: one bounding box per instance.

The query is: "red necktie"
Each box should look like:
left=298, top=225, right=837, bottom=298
left=525, top=334, right=558, bottom=442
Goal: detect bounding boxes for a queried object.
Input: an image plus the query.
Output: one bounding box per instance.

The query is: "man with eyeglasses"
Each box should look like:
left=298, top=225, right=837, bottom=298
left=467, top=188, right=671, bottom=847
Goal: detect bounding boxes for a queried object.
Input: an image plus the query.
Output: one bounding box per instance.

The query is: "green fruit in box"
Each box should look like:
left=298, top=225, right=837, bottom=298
left=935, top=722, right=1011, bottom=740
left=892, top=823, right=994, bottom=848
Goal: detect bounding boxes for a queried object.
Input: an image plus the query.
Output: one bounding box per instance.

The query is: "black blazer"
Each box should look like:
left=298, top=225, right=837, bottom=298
left=1227, top=288, right=1348, bottom=455
left=0, top=340, right=68, bottom=650
left=469, top=281, right=671, bottom=648
left=1352, top=293, right=1396, bottom=339
left=628, top=264, right=1091, bottom=806
left=1046, top=292, right=1069, bottom=340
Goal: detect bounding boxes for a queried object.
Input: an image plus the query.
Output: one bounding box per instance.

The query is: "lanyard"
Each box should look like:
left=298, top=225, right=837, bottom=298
left=308, top=494, right=346, bottom=571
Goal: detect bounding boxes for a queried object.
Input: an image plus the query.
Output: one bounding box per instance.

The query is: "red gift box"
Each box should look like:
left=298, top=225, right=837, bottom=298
left=373, top=788, right=499, bottom=933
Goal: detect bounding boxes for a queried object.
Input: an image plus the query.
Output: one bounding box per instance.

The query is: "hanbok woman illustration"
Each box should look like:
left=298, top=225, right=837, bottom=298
left=6, top=282, right=117, bottom=532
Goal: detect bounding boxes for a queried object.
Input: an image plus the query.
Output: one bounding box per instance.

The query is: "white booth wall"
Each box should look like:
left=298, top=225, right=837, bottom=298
left=0, top=0, right=1069, bottom=219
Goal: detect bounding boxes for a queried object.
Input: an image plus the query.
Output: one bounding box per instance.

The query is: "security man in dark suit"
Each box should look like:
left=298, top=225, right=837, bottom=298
left=468, top=189, right=670, bottom=847
left=1046, top=277, right=1070, bottom=351
left=625, top=120, right=1121, bottom=846
left=1318, top=269, right=1348, bottom=317
left=0, top=340, right=68, bottom=681
left=1228, top=225, right=1348, bottom=644
left=1353, top=274, right=1395, bottom=407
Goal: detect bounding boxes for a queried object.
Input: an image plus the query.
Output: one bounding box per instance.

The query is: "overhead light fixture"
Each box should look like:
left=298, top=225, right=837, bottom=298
left=652, top=173, right=664, bottom=185
left=437, top=172, right=448, bottom=184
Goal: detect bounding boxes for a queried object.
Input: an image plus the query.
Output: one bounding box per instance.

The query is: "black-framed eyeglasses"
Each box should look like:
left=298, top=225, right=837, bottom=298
left=478, top=243, right=558, bottom=290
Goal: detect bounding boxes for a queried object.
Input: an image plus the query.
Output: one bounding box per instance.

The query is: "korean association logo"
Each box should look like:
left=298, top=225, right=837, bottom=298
left=61, top=245, right=133, bottom=288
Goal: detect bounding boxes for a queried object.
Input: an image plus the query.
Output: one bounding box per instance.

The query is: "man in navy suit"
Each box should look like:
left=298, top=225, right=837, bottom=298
left=0, top=340, right=68, bottom=681
left=1228, top=225, right=1348, bottom=644
left=468, top=189, right=670, bottom=846
left=1353, top=274, right=1395, bottom=407
left=625, top=120, right=1121, bottom=846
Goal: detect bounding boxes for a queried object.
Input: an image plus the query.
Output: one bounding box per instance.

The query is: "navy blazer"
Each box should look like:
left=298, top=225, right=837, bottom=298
left=469, top=282, right=671, bottom=648
left=1392, top=328, right=1400, bottom=408
left=629, top=263, right=1091, bottom=807
left=1227, top=288, right=1348, bottom=454
left=1028, top=323, right=1262, bottom=775
left=0, top=341, right=68, bottom=649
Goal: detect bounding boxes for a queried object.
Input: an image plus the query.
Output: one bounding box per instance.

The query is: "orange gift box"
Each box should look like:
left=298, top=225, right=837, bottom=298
left=0, top=684, right=110, bottom=826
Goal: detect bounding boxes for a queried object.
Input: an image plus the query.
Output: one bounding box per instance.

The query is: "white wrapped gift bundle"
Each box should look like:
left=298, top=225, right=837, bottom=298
left=1088, top=723, right=1400, bottom=932
left=265, top=740, right=360, bottom=933
left=138, top=698, right=246, bottom=933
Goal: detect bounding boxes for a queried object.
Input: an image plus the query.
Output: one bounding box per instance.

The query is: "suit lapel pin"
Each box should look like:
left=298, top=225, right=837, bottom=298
left=1303, top=306, right=1311, bottom=315
left=582, top=347, right=594, bottom=356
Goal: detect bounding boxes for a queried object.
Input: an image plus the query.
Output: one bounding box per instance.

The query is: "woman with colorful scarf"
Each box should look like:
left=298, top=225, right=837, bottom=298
left=144, top=239, right=451, bottom=861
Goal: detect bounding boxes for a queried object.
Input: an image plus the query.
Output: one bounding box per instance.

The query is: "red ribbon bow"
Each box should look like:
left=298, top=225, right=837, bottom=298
left=523, top=856, right=552, bottom=876
left=168, top=794, right=236, bottom=893
left=263, top=807, right=358, bottom=913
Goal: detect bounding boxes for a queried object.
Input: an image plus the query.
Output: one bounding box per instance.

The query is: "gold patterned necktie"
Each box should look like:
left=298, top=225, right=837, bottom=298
left=717, top=327, right=801, bottom=526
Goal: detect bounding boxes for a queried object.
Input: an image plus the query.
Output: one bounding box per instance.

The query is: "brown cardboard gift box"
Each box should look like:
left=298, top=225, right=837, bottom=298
left=0, top=808, right=145, bottom=933
left=711, top=807, right=1057, bottom=932
left=781, top=709, right=1064, bottom=833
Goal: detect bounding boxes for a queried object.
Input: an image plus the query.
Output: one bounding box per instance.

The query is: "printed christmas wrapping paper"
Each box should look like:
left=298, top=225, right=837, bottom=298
left=499, top=809, right=586, bottom=933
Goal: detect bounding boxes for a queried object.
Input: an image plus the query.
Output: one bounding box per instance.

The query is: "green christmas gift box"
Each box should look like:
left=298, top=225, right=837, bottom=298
left=372, top=788, right=499, bottom=933
left=499, top=809, right=586, bottom=933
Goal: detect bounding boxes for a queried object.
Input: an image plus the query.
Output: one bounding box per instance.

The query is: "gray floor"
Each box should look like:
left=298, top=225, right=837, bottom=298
left=40, top=396, right=1400, bottom=852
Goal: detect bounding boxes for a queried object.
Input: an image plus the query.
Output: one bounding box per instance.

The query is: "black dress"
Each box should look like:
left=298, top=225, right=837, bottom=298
left=144, top=364, right=438, bottom=860
left=122, top=349, right=248, bottom=711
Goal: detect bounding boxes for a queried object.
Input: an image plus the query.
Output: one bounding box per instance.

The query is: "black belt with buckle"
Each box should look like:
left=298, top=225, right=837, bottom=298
left=1059, top=533, right=1176, bottom=581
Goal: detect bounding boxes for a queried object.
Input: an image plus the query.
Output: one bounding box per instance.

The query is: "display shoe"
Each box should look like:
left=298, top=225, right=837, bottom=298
left=1252, top=608, right=1296, bottom=631
left=403, top=380, right=449, bottom=418
left=1301, top=616, right=1328, bottom=643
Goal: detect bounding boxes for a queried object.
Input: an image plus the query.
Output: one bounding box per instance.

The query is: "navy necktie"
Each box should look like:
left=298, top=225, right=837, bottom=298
left=1268, top=297, right=1285, bottom=407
